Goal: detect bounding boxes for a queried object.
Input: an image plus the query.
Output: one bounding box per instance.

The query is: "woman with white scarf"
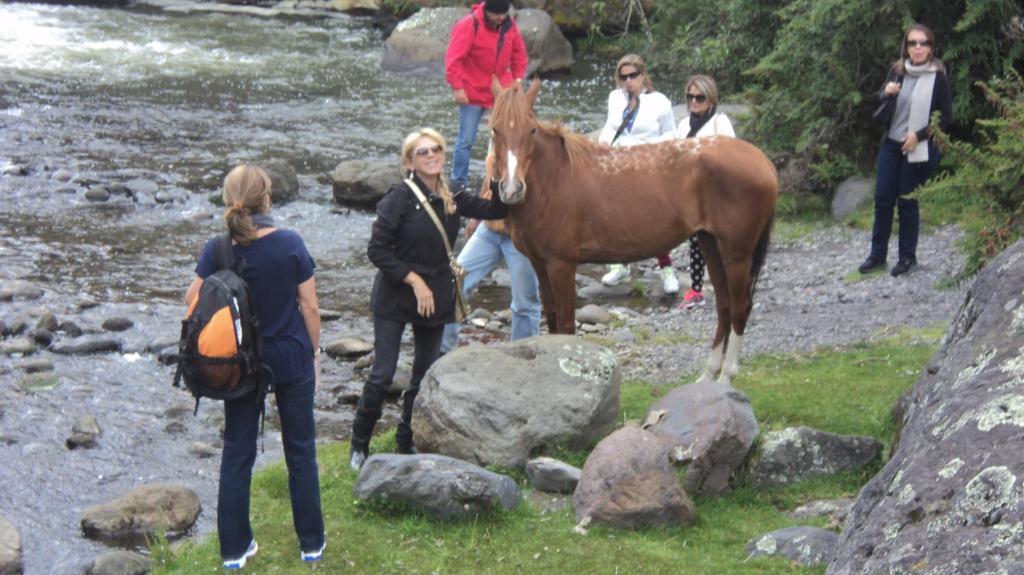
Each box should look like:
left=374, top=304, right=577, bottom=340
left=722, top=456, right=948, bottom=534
left=858, top=23, right=952, bottom=277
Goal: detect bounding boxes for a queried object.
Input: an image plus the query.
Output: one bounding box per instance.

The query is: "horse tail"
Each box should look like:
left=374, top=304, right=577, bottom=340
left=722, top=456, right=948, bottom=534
left=748, top=209, right=774, bottom=300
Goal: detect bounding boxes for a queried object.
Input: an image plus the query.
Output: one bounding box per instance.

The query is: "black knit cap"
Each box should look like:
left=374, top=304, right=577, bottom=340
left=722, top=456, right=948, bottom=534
left=484, top=0, right=511, bottom=14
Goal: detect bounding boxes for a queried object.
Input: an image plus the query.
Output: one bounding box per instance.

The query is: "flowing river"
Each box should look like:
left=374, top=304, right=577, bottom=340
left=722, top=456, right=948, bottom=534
left=0, top=3, right=621, bottom=572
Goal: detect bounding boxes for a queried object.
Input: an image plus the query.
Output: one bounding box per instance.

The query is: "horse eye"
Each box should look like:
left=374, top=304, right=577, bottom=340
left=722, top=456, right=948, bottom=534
left=530, top=127, right=538, bottom=135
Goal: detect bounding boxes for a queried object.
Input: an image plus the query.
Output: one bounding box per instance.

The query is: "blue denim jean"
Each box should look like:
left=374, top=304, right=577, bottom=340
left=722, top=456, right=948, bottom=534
left=218, top=372, right=324, bottom=559
left=870, top=138, right=940, bottom=263
left=451, top=104, right=486, bottom=187
left=442, top=225, right=542, bottom=353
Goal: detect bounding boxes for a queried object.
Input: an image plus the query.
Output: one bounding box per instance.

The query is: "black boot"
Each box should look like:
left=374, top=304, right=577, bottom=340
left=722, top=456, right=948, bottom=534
left=395, top=389, right=418, bottom=455
left=350, top=384, right=385, bottom=469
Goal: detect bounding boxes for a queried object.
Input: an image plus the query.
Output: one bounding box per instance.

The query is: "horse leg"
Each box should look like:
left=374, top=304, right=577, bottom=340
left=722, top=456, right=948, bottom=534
left=532, top=262, right=557, bottom=333
left=545, top=260, right=578, bottom=334
left=695, top=233, right=730, bottom=384
left=719, top=257, right=755, bottom=385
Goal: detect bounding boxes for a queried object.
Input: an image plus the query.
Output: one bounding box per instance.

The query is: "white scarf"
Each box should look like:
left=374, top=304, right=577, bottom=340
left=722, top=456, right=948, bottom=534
left=904, top=60, right=938, bottom=163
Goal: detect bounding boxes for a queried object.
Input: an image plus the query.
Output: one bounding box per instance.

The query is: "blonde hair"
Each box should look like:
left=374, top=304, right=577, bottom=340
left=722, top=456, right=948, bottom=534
left=614, top=53, right=655, bottom=93
left=222, top=164, right=271, bottom=246
left=685, top=74, right=720, bottom=107
left=401, top=128, right=455, bottom=215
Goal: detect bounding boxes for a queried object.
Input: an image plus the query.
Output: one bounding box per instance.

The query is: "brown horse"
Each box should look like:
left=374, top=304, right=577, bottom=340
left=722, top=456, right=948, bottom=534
left=488, top=78, right=778, bottom=384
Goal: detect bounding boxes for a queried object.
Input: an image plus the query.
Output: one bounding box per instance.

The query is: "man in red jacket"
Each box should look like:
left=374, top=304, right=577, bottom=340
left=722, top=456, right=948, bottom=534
left=444, top=0, right=527, bottom=190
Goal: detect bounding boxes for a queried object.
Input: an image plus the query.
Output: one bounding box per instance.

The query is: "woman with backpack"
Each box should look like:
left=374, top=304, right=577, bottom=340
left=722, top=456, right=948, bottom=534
left=349, top=128, right=508, bottom=471
left=185, top=165, right=325, bottom=569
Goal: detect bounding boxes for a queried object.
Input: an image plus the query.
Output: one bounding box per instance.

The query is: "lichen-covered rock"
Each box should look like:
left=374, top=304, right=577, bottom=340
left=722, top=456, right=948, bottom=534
left=746, top=526, right=837, bottom=566
left=830, top=238, right=1024, bottom=573
left=749, top=426, right=881, bottom=487
left=413, top=335, right=619, bottom=468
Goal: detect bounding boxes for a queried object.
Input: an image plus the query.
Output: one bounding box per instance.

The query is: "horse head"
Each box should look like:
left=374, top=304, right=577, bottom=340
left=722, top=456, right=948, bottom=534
left=489, top=76, right=541, bottom=205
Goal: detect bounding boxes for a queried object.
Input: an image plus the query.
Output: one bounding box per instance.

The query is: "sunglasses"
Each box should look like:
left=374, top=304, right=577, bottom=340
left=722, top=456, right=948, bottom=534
left=619, top=70, right=642, bottom=81
left=414, top=144, right=443, bottom=157
left=907, top=40, right=931, bottom=48
left=686, top=93, right=707, bottom=103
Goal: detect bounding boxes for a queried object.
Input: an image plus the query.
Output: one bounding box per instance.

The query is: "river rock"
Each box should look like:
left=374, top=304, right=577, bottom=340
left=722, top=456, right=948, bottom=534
left=644, top=381, right=759, bottom=496
left=328, top=159, right=396, bottom=207
left=51, top=168, right=75, bottom=182
left=514, top=8, right=574, bottom=74
left=354, top=454, right=520, bottom=519
left=574, top=424, right=695, bottom=529
left=323, top=337, right=373, bottom=359
left=67, top=415, right=102, bottom=449
left=85, top=187, right=111, bottom=202
left=187, top=441, right=219, bottom=459
left=18, top=358, right=53, bottom=373
left=830, top=238, right=1024, bottom=573
left=525, top=457, right=580, bottom=494
left=1, top=162, right=27, bottom=176
left=749, top=426, right=882, bottom=487
left=319, top=308, right=342, bottom=321
left=18, top=372, right=59, bottom=392
left=746, top=526, right=837, bottom=566
left=85, top=550, right=151, bottom=575
left=6, top=320, right=26, bottom=337
left=101, top=317, right=134, bottom=332
left=81, top=484, right=201, bottom=544
left=0, top=339, right=36, bottom=357
left=260, top=158, right=299, bottom=204
left=0, top=319, right=5, bottom=336
left=0, top=280, right=42, bottom=301
left=281, top=0, right=380, bottom=11
left=27, top=329, right=52, bottom=347
left=0, top=514, right=22, bottom=575
left=34, top=312, right=58, bottom=332
left=59, top=319, right=83, bottom=337
left=413, top=335, right=619, bottom=467
left=182, top=207, right=213, bottom=221
left=51, top=338, right=121, bottom=355
left=576, top=304, right=612, bottom=325
left=831, top=177, right=873, bottom=222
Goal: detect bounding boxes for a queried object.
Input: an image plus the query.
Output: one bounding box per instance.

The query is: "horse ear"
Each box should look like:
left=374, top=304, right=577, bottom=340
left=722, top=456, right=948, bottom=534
left=525, top=76, right=541, bottom=109
left=491, top=75, right=503, bottom=98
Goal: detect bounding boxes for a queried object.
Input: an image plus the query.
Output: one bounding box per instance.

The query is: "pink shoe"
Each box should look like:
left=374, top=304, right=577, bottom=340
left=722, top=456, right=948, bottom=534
left=680, top=289, right=704, bottom=309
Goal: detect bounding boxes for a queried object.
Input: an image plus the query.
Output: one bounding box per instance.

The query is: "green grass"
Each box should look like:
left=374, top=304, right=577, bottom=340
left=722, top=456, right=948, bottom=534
left=153, top=331, right=941, bottom=574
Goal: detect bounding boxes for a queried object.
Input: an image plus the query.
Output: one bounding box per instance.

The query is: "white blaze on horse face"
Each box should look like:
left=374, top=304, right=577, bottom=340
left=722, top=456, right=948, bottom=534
left=504, top=149, right=519, bottom=189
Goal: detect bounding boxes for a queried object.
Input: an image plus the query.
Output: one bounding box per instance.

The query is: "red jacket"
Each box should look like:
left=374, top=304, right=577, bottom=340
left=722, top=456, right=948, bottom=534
left=445, top=2, right=528, bottom=109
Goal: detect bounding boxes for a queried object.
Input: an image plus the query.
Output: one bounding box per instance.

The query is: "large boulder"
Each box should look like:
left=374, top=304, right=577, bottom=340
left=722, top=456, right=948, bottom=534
left=381, top=8, right=573, bottom=75
left=0, top=515, right=21, bottom=575
left=644, top=381, right=758, bottom=495
left=412, top=335, right=619, bottom=468
left=80, top=484, right=201, bottom=544
left=573, top=425, right=695, bottom=529
left=259, top=158, right=300, bottom=204
left=354, top=454, right=519, bottom=519
left=748, top=426, right=881, bottom=487
left=829, top=238, right=1024, bottom=574
left=328, top=159, right=397, bottom=207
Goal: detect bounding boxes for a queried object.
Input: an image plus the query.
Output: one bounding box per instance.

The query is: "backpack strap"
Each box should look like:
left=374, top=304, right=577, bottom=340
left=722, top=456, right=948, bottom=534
left=215, top=233, right=234, bottom=271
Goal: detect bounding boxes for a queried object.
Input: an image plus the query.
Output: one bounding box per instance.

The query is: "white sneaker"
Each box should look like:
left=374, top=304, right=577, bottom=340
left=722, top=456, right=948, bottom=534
left=301, top=539, right=326, bottom=563
left=602, top=264, right=631, bottom=286
left=661, top=267, right=680, bottom=294
left=223, top=540, right=258, bottom=570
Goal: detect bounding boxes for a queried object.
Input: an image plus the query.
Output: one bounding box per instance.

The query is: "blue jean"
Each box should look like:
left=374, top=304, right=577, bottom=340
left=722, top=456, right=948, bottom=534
left=442, top=225, right=542, bottom=353
left=870, top=138, right=940, bottom=262
left=218, top=372, right=324, bottom=559
left=451, top=104, right=486, bottom=187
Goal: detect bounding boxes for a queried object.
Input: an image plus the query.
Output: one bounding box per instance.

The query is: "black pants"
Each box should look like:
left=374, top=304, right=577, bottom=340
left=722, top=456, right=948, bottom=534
left=870, top=138, right=940, bottom=263
left=351, top=314, right=444, bottom=453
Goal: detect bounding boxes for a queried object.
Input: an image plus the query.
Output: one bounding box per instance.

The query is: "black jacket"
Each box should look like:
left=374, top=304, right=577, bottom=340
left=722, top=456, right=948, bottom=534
left=368, top=175, right=507, bottom=325
left=878, top=66, right=953, bottom=143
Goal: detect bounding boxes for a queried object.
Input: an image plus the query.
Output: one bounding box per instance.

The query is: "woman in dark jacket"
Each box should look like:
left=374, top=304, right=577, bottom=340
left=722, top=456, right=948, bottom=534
left=858, top=23, right=953, bottom=277
left=350, top=128, right=508, bottom=470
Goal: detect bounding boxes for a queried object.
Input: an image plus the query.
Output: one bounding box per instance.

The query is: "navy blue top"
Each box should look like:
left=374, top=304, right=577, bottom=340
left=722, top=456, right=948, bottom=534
left=196, top=229, right=315, bottom=383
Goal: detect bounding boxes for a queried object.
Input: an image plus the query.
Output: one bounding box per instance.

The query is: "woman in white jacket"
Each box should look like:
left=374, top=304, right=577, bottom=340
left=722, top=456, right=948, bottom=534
left=675, top=74, right=735, bottom=308
left=598, top=53, right=679, bottom=293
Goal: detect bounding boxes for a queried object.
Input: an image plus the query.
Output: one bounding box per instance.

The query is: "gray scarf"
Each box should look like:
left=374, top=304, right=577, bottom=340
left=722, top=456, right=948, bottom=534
left=904, top=60, right=938, bottom=163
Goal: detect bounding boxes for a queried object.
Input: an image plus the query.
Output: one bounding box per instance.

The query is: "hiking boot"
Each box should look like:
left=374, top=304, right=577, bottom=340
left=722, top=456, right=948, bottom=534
left=681, top=288, right=704, bottom=309
left=661, top=267, right=680, bottom=294
left=223, top=540, right=258, bottom=570
left=301, top=540, right=326, bottom=563
left=349, top=447, right=367, bottom=472
left=890, top=259, right=916, bottom=277
left=601, top=264, right=631, bottom=286
left=397, top=443, right=418, bottom=455
left=857, top=255, right=887, bottom=274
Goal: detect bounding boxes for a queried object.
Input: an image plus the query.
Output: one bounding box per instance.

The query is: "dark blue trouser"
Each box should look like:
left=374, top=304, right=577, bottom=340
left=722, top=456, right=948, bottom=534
left=218, top=372, right=324, bottom=559
left=351, top=315, right=444, bottom=453
left=870, top=138, right=940, bottom=263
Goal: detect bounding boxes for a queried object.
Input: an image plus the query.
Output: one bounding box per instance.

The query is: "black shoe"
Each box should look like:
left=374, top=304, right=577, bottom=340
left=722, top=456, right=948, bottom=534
left=349, top=448, right=368, bottom=471
left=890, top=259, right=916, bottom=277
left=858, top=255, right=887, bottom=274
left=397, top=445, right=418, bottom=455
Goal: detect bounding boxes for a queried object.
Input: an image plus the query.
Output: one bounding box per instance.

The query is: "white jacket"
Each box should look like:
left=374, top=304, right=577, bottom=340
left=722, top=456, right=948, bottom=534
left=675, top=112, right=735, bottom=139
left=599, top=89, right=676, bottom=147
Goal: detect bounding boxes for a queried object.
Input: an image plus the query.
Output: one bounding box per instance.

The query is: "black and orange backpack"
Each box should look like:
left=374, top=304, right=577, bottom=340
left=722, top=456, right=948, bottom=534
left=173, top=234, right=271, bottom=413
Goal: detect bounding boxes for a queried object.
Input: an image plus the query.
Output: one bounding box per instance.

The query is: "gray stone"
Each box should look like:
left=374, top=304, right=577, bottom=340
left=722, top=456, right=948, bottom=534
left=1, top=162, right=28, bottom=176
left=749, top=426, right=881, bottom=487
left=154, top=190, right=177, bottom=204
left=0, top=514, right=22, bottom=575
left=0, top=280, right=42, bottom=301
left=746, top=526, right=837, bottom=567
left=645, top=381, right=759, bottom=496
left=85, top=550, right=151, bottom=575
left=28, top=329, right=52, bottom=347
left=323, top=337, right=373, bottom=360
left=67, top=415, right=101, bottom=449
left=413, top=335, right=619, bottom=467
left=525, top=457, right=581, bottom=494
left=576, top=304, right=613, bottom=325
left=319, top=308, right=342, bottom=322
left=85, top=187, right=111, bottom=202
left=260, top=158, right=299, bottom=204
left=51, top=338, right=121, bottom=355
left=574, top=425, right=695, bottom=530
left=831, top=177, right=873, bottom=222
left=81, top=484, right=200, bottom=544
left=34, top=312, right=58, bottom=332
left=1, top=338, right=36, bottom=357
left=102, top=317, right=133, bottom=332
left=830, top=237, right=1024, bottom=574
left=354, top=454, right=519, bottom=519
left=512, top=9, right=574, bottom=75
left=788, top=498, right=853, bottom=526
left=18, top=358, right=53, bottom=374
left=18, top=372, right=59, bottom=392
left=328, top=159, right=396, bottom=207
left=187, top=442, right=219, bottom=459
left=59, top=319, right=83, bottom=337
left=182, top=207, right=213, bottom=221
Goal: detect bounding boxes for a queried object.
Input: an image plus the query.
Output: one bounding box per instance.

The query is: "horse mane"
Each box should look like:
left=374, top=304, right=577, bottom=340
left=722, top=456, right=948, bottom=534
left=537, top=122, right=596, bottom=173
left=492, top=86, right=597, bottom=174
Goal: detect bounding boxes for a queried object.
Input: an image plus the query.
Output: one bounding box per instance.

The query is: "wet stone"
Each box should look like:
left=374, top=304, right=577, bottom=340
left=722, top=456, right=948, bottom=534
left=59, top=320, right=83, bottom=337
left=18, top=373, right=59, bottom=392
left=0, top=281, right=43, bottom=301
left=1, top=338, right=36, bottom=357
left=51, top=169, right=74, bottom=182
left=0, top=290, right=10, bottom=302
left=164, top=421, right=187, bottom=435
left=0, top=319, right=5, bottom=336
left=154, top=190, right=176, bottom=204
left=28, top=329, right=52, bottom=347
left=76, top=299, right=100, bottom=311
left=101, top=317, right=133, bottom=332
left=187, top=442, right=219, bottom=459
left=6, top=320, right=27, bottom=336
left=85, top=187, right=111, bottom=202
left=34, top=312, right=58, bottom=332
left=18, top=358, right=53, bottom=374
left=1, top=162, right=27, bottom=176
left=51, top=338, right=121, bottom=355
left=54, top=186, right=78, bottom=194
left=67, top=415, right=101, bottom=449
left=85, top=550, right=150, bottom=575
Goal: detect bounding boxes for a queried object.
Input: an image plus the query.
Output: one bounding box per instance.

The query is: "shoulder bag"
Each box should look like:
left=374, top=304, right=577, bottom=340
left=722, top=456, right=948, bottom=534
left=404, top=178, right=469, bottom=323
